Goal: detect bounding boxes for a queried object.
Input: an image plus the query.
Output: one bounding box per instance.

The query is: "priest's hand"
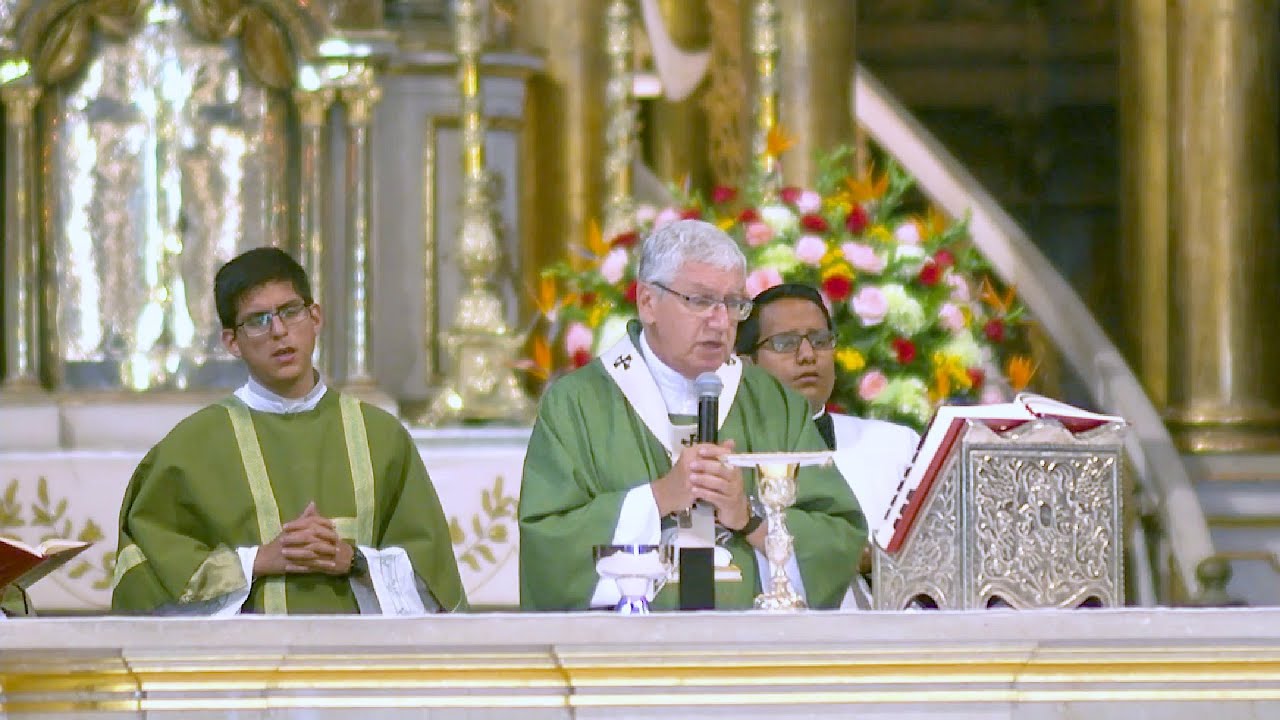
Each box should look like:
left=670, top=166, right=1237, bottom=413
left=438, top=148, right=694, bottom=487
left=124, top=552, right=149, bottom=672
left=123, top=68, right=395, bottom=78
left=255, top=502, right=352, bottom=576
left=651, top=441, right=750, bottom=531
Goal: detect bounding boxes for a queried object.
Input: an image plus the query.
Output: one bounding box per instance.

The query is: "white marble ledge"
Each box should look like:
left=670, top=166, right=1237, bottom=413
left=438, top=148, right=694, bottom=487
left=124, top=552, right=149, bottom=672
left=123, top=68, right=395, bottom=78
left=5, top=610, right=1280, bottom=719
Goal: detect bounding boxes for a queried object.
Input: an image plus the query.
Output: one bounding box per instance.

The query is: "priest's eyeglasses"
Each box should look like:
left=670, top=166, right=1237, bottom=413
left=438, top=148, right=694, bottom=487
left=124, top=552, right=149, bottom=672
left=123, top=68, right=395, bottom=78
left=235, top=301, right=313, bottom=338
left=756, top=329, right=837, bottom=354
left=651, top=282, right=753, bottom=321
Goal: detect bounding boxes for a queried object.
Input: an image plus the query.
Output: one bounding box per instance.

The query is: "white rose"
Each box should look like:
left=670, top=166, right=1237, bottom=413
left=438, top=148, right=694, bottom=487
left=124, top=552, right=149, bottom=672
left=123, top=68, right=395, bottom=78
left=760, top=205, right=798, bottom=236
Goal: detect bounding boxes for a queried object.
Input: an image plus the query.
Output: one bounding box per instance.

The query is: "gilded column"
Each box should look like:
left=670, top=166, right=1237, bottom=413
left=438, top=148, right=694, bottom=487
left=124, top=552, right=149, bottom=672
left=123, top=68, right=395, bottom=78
left=1, top=83, right=42, bottom=392
left=515, top=0, right=607, bottom=291
left=339, top=79, right=382, bottom=391
left=602, top=0, right=636, bottom=239
left=1167, top=0, right=1280, bottom=451
left=294, top=86, right=335, bottom=372
left=748, top=0, right=780, bottom=180
left=1118, top=0, right=1168, bottom=408
left=645, top=0, right=711, bottom=189
left=774, top=0, right=857, bottom=187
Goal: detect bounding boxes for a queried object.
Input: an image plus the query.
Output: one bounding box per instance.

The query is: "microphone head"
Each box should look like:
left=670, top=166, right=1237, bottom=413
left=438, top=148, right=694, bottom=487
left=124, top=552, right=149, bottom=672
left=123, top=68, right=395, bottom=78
left=694, top=372, right=723, bottom=399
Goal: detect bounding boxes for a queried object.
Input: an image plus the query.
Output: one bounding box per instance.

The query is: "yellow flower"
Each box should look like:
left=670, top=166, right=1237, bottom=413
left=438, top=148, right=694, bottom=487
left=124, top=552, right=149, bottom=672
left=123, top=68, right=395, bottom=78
left=835, top=348, right=865, bottom=373
left=820, top=261, right=854, bottom=282
left=587, top=303, right=610, bottom=328
left=931, top=351, right=974, bottom=399
left=866, top=225, right=893, bottom=245
left=1006, top=355, right=1037, bottom=391
left=716, top=216, right=736, bottom=231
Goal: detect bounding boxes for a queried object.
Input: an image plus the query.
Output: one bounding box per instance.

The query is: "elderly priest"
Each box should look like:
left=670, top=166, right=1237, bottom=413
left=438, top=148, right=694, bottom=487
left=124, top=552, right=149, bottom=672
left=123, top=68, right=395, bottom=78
left=519, top=220, right=865, bottom=610
left=112, top=248, right=465, bottom=616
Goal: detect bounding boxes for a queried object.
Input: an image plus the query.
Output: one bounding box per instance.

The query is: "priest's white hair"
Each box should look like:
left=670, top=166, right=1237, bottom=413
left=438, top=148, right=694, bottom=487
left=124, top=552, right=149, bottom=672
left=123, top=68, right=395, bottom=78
left=636, top=219, right=746, bottom=285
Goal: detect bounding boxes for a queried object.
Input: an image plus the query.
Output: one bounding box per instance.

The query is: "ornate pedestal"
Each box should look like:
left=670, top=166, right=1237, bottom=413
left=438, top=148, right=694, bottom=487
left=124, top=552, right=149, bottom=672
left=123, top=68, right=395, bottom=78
left=874, top=418, right=1127, bottom=610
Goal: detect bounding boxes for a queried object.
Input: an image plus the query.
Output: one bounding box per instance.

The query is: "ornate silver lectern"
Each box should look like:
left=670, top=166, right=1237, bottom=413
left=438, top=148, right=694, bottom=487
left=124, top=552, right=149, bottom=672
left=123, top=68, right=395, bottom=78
left=874, top=418, right=1128, bottom=610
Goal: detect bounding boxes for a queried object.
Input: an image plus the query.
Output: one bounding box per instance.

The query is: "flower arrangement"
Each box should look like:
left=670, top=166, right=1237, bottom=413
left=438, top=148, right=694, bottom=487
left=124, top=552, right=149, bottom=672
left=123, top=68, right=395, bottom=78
left=521, top=141, right=1033, bottom=431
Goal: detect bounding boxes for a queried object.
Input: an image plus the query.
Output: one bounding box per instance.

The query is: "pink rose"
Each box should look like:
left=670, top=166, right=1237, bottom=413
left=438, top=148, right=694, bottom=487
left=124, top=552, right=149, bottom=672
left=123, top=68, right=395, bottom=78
left=858, top=370, right=888, bottom=401
left=654, top=207, right=682, bottom=230
left=796, top=190, right=822, bottom=214
left=745, top=267, right=784, bottom=298
left=566, top=322, right=594, bottom=356
left=635, top=204, right=658, bottom=226
left=600, top=247, right=629, bottom=284
left=939, top=302, right=965, bottom=332
left=850, top=286, right=888, bottom=326
left=794, top=234, right=827, bottom=266
left=947, top=273, right=971, bottom=302
left=745, top=221, right=774, bottom=247
left=841, top=241, right=886, bottom=274
left=894, top=221, right=921, bottom=245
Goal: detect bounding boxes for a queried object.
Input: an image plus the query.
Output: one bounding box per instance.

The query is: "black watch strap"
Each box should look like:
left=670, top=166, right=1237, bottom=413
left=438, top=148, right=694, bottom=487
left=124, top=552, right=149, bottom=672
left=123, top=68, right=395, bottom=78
left=734, top=511, right=764, bottom=536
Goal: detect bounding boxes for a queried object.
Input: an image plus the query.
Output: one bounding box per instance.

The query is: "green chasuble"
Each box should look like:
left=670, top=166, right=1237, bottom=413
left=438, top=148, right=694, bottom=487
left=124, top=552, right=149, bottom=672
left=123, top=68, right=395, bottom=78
left=112, top=391, right=466, bottom=614
left=519, top=325, right=866, bottom=610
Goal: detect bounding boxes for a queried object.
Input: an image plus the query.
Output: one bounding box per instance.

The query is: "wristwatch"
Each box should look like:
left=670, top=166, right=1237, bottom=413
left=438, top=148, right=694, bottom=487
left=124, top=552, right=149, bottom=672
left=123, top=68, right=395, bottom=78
left=733, top=498, right=766, bottom=536
left=347, top=546, right=368, bottom=577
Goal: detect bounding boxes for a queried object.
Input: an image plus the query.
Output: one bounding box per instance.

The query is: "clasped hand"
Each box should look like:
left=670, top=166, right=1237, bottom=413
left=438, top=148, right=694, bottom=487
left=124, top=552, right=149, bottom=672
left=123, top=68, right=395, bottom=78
left=254, top=501, right=355, bottom=577
left=651, top=440, right=750, bottom=531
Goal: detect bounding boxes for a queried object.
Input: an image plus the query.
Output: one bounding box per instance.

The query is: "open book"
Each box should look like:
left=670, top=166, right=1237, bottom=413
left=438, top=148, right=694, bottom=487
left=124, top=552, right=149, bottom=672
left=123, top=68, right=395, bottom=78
left=0, top=536, right=92, bottom=591
left=873, top=393, right=1123, bottom=553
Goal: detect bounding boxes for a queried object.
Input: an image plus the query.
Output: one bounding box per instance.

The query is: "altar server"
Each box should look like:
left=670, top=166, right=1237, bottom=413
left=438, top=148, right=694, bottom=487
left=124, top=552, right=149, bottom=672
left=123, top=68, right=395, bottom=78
left=736, top=283, right=919, bottom=608
left=112, top=248, right=465, bottom=615
left=519, top=220, right=864, bottom=610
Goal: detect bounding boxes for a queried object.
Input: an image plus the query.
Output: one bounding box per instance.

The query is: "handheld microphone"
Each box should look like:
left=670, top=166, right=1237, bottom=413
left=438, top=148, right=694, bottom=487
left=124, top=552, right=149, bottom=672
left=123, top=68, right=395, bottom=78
left=681, top=372, right=723, bottom=611
left=694, top=372, right=722, bottom=444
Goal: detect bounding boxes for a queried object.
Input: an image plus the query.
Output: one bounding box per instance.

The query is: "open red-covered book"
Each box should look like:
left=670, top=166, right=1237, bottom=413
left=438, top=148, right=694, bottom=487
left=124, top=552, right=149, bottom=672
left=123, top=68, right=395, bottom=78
left=873, top=393, right=1123, bottom=553
left=0, top=536, right=92, bottom=591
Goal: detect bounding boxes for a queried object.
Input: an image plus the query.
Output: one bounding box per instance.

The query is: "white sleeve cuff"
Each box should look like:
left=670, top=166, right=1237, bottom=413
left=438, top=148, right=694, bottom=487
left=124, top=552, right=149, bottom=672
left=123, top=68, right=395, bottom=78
left=589, top=485, right=663, bottom=608
left=359, top=546, right=428, bottom=616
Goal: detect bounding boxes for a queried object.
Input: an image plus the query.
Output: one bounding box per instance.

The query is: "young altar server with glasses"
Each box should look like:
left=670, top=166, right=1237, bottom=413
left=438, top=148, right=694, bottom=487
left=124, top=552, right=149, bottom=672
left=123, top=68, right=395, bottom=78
left=519, top=220, right=865, bottom=610
left=112, top=247, right=465, bottom=615
left=736, top=282, right=919, bottom=608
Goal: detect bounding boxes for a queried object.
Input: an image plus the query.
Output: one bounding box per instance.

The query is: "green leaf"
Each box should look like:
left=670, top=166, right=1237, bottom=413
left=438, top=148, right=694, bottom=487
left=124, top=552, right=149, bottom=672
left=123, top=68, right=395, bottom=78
left=448, top=517, right=465, bottom=545
left=79, top=519, right=105, bottom=543
left=475, top=544, right=495, bottom=565
left=67, top=561, right=90, bottom=579
left=481, top=489, right=493, bottom=516
left=471, top=515, right=483, bottom=537
left=37, top=477, right=49, bottom=506
left=4, top=479, right=16, bottom=504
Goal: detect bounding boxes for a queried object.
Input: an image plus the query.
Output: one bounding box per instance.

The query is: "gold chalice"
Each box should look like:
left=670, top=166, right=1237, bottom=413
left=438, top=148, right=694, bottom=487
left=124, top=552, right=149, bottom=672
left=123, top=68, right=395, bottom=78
left=724, top=451, right=834, bottom=611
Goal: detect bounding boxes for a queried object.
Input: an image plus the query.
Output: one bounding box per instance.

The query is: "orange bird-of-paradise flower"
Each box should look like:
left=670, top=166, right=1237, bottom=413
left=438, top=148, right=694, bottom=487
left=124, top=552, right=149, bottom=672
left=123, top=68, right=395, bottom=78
left=765, top=125, right=795, bottom=158
left=924, top=207, right=949, bottom=238
left=515, top=335, right=553, bottom=382
left=979, top=276, right=1018, bottom=315
left=1006, top=355, right=1037, bottom=391
left=837, top=170, right=890, bottom=206
left=531, top=275, right=558, bottom=316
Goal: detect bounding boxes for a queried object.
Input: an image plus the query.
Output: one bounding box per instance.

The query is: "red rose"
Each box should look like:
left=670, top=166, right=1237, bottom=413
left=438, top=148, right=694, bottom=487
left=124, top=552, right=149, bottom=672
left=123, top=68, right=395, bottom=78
left=680, top=207, right=702, bottom=220
left=933, top=248, right=956, bottom=267
left=800, top=213, right=829, bottom=233
left=712, top=186, right=737, bottom=204
left=623, top=280, right=638, bottom=305
left=780, top=186, right=802, bottom=205
left=983, top=318, right=1005, bottom=343
left=845, top=205, right=869, bottom=234
left=825, top=401, right=845, bottom=414
left=738, top=207, right=761, bottom=223
left=917, top=262, right=941, bottom=286
left=580, top=291, right=597, bottom=307
left=967, top=368, right=986, bottom=390
left=892, top=337, right=917, bottom=364
left=822, top=275, right=853, bottom=302
left=610, top=231, right=639, bottom=248
left=571, top=349, right=592, bottom=368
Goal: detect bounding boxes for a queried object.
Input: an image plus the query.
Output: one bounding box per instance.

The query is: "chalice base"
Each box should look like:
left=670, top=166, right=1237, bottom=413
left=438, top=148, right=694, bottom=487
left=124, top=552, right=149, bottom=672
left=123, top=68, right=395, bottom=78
left=753, top=588, right=807, bottom=611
